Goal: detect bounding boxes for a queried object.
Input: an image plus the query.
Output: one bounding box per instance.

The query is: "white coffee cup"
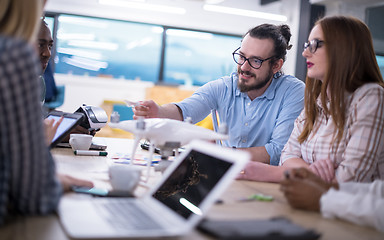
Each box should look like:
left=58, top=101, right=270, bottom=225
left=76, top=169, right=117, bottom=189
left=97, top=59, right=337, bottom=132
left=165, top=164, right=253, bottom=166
left=109, top=165, right=142, bottom=193
left=69, top=134, right=93, bottom=151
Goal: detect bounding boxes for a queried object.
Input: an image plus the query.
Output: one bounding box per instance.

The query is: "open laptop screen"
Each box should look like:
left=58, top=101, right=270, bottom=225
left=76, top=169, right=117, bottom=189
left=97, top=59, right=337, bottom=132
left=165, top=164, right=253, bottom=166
left=153, top=150, right=232, bottom=219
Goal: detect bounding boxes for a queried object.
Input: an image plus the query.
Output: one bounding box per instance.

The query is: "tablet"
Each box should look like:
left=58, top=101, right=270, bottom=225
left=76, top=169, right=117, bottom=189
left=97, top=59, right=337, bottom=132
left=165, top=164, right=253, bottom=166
left=46, top=111, right=84, bottom=148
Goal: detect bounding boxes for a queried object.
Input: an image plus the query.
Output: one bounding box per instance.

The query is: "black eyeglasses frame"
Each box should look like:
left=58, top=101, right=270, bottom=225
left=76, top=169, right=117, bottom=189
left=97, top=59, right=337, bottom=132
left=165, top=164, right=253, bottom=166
left=232, top=47, right=275, bottom=70
left=303, top=39, right=325, bottom=53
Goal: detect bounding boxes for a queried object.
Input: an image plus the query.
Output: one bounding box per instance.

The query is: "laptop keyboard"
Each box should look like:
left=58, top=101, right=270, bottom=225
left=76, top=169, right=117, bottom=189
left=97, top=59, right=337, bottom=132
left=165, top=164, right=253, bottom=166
left=95, top=199, right=164, bottom=231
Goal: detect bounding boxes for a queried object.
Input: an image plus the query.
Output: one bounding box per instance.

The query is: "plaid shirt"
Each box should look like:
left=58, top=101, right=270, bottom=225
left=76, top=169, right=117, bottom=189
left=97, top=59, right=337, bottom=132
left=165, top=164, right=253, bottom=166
left=0, top=36, right=61, bottom=225
left=281, top=83, right=384, bottom=182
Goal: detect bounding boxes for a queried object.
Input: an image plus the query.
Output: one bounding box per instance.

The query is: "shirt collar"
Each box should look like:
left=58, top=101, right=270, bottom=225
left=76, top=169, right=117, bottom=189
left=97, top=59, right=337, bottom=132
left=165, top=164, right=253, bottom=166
left=316, top=91, right=352, bottom=111
left=262, top=77, right=278, bottom=100
left=316, top=94, right=331, bottom=112
left=233, top=72, right=280, bottom=100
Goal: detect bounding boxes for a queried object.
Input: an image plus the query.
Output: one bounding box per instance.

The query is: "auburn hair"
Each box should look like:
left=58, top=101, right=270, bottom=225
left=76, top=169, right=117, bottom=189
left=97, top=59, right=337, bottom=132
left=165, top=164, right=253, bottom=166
left=298, top=15, right=384, bottom=144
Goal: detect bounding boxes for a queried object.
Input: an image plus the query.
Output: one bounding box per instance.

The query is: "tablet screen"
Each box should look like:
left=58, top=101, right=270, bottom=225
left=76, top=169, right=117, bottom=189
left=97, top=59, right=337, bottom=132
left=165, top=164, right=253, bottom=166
left=46, top=115, right=78, bottom=143
left=45, top=111, right=84, bottom=148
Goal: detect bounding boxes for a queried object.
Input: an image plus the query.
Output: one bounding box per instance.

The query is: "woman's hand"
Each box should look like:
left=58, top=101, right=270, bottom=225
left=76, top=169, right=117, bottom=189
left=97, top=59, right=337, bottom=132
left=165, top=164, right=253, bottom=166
left=44, top=116, right=63, bottom=146
left=309, top=159, right=336, bottom=183
left=236, top=161, right=283, bottom=182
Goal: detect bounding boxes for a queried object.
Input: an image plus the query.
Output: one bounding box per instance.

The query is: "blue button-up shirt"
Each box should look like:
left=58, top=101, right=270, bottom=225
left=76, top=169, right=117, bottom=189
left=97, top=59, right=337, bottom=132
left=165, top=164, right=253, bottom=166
left=176, top=72, right=305, bottom=165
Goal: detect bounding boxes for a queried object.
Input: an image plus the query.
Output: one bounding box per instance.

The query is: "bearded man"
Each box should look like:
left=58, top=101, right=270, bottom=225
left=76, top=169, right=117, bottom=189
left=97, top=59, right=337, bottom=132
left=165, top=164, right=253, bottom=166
left=133, top=24, right=304, bottom=165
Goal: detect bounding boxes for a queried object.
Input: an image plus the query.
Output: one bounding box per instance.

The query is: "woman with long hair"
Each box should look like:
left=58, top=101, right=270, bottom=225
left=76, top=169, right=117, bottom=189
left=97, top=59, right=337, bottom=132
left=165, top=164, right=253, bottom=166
left=238, top=15, right=384, bottom=183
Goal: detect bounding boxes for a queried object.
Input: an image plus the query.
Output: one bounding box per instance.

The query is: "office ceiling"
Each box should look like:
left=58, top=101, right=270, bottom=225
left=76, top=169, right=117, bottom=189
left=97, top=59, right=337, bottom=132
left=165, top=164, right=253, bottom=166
left=45, top=0, right=286, bottom=35
left=46, top=0, right=283, bottom=16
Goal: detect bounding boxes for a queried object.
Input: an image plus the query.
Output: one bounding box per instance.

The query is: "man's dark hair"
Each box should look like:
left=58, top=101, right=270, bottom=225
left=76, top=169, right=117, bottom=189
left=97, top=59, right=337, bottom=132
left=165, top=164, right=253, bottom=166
left=244, top=24, right=292, bottom=64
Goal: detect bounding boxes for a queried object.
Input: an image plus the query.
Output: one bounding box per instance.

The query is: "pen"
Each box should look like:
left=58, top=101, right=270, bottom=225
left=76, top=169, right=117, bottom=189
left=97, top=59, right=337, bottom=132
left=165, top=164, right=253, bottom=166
left=74, top=150, right=108, bottom=156
left=238, top=194, right=274, bottom=202
left=284, top=170, right=290, bottom=179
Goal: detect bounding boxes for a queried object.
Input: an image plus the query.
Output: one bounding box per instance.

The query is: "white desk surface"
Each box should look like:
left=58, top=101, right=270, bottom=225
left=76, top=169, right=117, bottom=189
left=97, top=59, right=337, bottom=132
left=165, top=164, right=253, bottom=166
left=0, top=137, right=383, bottom=240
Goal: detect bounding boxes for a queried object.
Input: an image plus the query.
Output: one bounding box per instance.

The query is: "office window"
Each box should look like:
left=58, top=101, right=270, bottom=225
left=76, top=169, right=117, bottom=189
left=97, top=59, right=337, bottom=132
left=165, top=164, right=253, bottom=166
left=163, top=29, right=241, bottom=86
left=44, top=16, right=54, bottom=31
left=54, top=15, right=162, bottom=82
left=366, top=6, right=384, bottom=55
left=377, top=55, right=384, bottom=77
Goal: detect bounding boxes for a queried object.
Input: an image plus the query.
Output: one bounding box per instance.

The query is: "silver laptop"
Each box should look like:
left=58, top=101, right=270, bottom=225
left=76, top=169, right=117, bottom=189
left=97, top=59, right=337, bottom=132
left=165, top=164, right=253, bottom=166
left=58, top=140, right=249, bottom=239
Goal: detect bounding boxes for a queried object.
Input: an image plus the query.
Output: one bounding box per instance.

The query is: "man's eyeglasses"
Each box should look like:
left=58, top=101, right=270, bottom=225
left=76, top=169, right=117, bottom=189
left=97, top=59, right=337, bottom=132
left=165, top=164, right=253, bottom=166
left=303, top=39, right=324, bottom=53
left=232, top=47, right=275, bottom=69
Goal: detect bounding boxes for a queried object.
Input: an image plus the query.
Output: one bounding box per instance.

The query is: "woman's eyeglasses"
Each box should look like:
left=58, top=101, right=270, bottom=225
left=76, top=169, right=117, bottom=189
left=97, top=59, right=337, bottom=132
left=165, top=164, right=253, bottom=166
left=303, top=39, right=324, bottom=53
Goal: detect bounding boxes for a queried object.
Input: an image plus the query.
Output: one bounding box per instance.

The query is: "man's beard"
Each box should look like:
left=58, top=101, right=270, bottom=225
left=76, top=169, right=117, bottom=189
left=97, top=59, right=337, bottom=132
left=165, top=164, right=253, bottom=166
left=237, top=68, right=274, bottom=92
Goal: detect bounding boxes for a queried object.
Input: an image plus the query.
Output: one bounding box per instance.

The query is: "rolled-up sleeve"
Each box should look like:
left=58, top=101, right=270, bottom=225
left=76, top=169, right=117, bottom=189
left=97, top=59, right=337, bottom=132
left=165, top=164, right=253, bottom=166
left=176, top=79, right=225, bottom=123
left=266, top=82, right=305, bottom=165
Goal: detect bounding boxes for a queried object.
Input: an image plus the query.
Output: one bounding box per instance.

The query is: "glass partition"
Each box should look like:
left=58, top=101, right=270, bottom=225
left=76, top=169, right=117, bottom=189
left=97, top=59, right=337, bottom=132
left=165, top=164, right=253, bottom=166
left=163, top=29, right=241, bottom=86
left=44, top=16, right=54, bottom=31
left=377, top=55, right=384, bottom=77
left=45, top=13, right=242, bottom=86
left=54, top=15, right=162, bottom=82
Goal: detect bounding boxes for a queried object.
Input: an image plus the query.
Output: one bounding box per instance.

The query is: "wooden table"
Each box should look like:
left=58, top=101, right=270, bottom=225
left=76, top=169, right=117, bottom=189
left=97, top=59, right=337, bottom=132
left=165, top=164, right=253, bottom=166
left=0, top=137, right=383, bottom=240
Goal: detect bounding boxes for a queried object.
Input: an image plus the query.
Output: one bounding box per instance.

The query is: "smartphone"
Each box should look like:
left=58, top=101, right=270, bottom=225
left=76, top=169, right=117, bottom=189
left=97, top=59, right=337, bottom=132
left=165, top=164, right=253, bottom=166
left=72, top=186, right=109, bottom=197
left=45, top=111, right=84, bottom=148
left=72, top=186, right=134, bottom=197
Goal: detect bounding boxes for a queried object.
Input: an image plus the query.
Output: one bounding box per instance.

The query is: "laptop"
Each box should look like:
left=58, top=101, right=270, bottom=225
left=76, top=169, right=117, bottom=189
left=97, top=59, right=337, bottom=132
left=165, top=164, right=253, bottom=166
left=58, top=140, right=250, bottom=239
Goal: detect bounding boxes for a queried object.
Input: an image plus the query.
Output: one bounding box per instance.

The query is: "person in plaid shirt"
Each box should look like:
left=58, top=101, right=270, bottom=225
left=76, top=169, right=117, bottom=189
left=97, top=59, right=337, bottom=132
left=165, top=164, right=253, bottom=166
left=0, top=0, right=92, bottom=225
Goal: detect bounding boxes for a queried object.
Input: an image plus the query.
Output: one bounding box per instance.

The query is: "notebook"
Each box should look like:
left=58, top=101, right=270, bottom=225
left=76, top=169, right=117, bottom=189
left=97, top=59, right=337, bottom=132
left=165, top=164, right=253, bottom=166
left=58, top=140, right=249, bottom=239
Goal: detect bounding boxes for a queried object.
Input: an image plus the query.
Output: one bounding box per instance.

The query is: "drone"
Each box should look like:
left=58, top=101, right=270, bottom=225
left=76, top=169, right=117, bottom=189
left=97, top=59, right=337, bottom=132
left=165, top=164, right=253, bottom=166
left=109, top=117, right=228, bottom=181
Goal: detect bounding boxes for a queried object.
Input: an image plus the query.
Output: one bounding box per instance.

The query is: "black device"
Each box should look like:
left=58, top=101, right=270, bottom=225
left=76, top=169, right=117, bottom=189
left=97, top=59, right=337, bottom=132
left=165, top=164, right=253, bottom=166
left=198, top=217, right=320, bottom=240
left=140, top=140, right=185, bottom=156
left=75, top=105, right=108, bottom=131
left=45, top=111, right=84, bottom=148
left=140, top=141, right=164, bottom=155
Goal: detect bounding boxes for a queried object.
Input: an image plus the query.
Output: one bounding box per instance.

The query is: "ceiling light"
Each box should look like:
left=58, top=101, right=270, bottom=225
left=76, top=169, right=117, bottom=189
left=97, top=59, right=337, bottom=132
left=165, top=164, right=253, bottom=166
left=203, top=4, right=287, bottom=22
left=205, top=0, right=225, bottom=4
left=57, top=47, right=103, bottom=60
left=166, top=29, right=213, bottom=40
left=99, top=0, right=186, bottom=15
left=63, top=56, right=108, bottom=71
left=67, top=40, right=119, bottom=51
left=59, top=15, right=109, bottom=28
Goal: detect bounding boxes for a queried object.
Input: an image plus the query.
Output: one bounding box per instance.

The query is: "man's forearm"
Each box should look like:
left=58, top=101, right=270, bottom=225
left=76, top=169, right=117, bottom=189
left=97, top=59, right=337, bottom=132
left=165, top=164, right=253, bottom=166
left=240, top=146, right=270, bottom=164
left=158, top=103, right=183, bottom=121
